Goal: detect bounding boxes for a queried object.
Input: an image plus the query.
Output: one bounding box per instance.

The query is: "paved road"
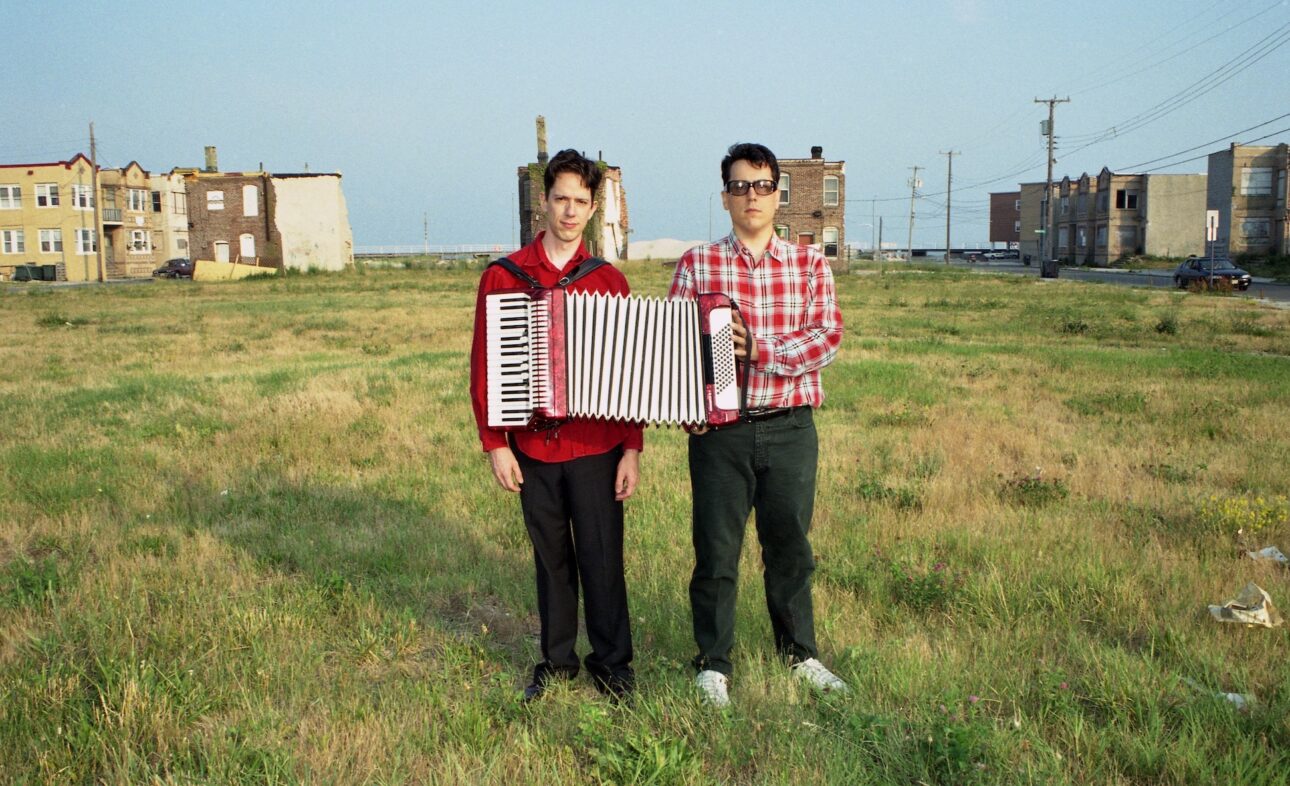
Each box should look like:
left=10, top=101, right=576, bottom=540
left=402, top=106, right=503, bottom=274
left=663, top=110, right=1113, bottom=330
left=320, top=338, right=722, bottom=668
left=951, top=261, right=1290, bottom=304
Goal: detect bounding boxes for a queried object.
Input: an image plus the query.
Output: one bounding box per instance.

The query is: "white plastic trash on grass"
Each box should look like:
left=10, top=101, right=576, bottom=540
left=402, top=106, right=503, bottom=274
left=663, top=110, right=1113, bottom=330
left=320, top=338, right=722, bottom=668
left=1207, top=582, right=1283, bottom=628
left=1245, top=546, right=1288, bottom=566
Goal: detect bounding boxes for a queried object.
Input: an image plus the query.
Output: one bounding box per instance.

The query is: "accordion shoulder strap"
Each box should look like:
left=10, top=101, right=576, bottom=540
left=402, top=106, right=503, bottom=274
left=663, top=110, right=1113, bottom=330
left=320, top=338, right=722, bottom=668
left=486, top=257, right=542, bottom=288
left=556, top=257, right=608, bottom=287
left=486, top=256, right=609, bottom=290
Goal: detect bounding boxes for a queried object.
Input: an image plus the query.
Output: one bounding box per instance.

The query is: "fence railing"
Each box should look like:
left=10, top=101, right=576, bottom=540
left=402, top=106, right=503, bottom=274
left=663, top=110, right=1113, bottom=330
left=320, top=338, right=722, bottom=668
left=355, top=244, right=519, bottom=257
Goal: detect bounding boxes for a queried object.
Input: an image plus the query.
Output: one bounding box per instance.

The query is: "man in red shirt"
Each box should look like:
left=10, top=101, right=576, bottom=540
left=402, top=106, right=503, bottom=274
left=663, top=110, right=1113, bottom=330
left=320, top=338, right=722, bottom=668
left=668, top=143, right=846, bottom=708
left=470, top=149, right=642, bottom=702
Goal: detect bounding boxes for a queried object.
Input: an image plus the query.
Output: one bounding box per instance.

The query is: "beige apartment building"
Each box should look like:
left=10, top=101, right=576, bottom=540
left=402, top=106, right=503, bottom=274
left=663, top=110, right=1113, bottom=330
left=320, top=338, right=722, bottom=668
left=0, top=154, right=106, bottom=282
left=1018, top=181, right=1057, bottom=264
left=98, top=162, right=162, bottom=279
left=1206, top=142, right=1289, bottom=257
left=774, top=146, right=845, bottom=259
left=1051, top=168, right=1205, bottom=265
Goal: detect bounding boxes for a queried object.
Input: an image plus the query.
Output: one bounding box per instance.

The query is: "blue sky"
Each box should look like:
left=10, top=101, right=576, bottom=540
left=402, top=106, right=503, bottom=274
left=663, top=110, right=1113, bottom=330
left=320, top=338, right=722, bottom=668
left=4, top=0, right=1287, bottom=248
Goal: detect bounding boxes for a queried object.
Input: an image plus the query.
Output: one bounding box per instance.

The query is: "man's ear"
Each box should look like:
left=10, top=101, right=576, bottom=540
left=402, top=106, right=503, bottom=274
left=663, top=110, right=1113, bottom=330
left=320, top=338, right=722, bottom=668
left=589, top=202, right=598, bottom=216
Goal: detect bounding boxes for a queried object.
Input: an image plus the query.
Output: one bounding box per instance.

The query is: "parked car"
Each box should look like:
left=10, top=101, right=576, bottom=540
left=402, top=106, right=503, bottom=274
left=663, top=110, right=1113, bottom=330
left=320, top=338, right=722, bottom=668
left=1173, top=257, right=1251, bottom=291
left=152, top=258, right=194, bottom=279
left=982, top=250, right=1008, bottom=260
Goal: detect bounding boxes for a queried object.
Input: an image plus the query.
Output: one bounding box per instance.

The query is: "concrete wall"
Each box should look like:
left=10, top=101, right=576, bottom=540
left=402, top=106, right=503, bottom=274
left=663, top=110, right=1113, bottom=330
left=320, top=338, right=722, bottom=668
left=1143, top=174, right=1207, bottom=259
left=1017, top=182, right=1051, bottom=263
left=270, top=175, right=353, bottom=272
left=150, top=172, right=190, bottom=261
left=1206, top=149, right=1235, bottom=255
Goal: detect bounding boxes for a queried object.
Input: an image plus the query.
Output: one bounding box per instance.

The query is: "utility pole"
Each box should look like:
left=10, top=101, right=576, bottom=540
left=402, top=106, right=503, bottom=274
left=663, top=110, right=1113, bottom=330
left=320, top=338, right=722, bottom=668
left=941, top=150, right=958, bottom=263
left=1035, top=96, right=1069, bottom=276
left=89, top=122, right=105, bottom=283
left=871, top=197, right=877, bottom=259
left=906, top=166, right=922, bottom=262
left=423, top=212, right=429, bottom=256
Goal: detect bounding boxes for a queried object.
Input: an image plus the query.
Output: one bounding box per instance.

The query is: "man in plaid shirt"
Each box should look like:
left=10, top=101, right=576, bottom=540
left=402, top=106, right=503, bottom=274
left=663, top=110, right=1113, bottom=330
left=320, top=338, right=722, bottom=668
left=667, top=142, right=846, bottom=708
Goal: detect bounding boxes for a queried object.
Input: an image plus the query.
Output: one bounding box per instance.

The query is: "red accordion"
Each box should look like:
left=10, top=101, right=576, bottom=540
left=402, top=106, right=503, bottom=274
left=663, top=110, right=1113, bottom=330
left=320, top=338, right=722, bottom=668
left=485, top=289, right=741, bottom=429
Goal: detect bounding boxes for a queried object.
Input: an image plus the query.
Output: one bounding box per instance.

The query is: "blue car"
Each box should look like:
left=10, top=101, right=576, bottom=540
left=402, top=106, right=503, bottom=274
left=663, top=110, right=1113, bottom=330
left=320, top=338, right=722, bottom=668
left=1173, top=257, right=1251, bottom=291
left=152, top=258, right=194, bottom=279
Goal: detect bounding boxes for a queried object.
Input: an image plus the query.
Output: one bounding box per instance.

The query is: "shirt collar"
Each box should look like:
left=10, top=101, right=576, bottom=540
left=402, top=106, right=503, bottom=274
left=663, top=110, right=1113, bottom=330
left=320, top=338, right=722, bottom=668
left=531, top=230, right=590, bottom=274
left=726, top=232, right=789, bottom=265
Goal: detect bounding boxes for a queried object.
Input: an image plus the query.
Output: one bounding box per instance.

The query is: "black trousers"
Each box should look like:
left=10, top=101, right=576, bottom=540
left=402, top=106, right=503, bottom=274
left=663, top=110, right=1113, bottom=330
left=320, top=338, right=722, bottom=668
left=514, top=444, right=633, bottom=687
left=688, top=406, right=820, bottom=677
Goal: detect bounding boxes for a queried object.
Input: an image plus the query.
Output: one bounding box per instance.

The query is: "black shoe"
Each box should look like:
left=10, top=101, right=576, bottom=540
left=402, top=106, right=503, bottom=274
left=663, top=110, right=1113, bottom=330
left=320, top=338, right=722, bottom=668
left=592, top=672, right=635, bottom=704
left=522, top=681, right=547, bottom=702
left=522, top=662, right=575, bottom=703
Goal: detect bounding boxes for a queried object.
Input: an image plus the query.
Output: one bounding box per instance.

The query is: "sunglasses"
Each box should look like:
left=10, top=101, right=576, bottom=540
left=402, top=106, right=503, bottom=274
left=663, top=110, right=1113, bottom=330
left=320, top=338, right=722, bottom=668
left=724, top=179, right=777, bottom=196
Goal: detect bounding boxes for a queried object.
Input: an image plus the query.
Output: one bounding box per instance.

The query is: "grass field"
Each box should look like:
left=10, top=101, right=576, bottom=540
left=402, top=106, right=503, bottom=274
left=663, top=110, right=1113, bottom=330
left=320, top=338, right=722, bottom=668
left=2, top=262, right=1289, bottom=785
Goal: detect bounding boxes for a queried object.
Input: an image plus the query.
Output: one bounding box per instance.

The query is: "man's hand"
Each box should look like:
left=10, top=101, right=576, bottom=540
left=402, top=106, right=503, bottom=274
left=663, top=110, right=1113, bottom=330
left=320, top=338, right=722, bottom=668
left=615, top=449, right=640, bottom=501
left=731, top=312, right=759, bottom=364
left=488, top=446, right=524, bottom=492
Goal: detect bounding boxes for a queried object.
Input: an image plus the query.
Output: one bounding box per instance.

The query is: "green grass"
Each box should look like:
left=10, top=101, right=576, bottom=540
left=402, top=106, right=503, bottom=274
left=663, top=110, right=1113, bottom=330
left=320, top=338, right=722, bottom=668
left=1, top=265, right=1289, bottom=784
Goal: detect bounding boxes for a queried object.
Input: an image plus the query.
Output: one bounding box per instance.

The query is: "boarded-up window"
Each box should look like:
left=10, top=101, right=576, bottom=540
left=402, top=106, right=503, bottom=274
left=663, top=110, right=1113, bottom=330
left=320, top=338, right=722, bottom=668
left=1240, top=168, right=1273, bottom=196
left=207, top=191, right=225, bottom=211
left=243, top=185, right=259, bottom=217
left=214, top=241, right=229, bottom=262
left=240, top=234, right=256, bottom=258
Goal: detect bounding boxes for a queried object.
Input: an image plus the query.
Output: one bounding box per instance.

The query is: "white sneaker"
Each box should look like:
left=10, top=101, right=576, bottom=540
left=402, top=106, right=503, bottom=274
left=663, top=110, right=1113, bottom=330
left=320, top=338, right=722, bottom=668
left=696, top=670, right=731, bottom=708
left=792, top=658, right=849, bottom=694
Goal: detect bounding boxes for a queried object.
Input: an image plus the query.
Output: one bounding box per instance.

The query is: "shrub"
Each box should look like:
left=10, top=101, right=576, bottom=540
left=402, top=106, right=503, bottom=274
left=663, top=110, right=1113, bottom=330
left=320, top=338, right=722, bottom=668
left=1197, top=493, right=1289, bottom=539
left=1155, top=313, right=1178, bottom=335
left=1000, top=472, right=1069, bottom=507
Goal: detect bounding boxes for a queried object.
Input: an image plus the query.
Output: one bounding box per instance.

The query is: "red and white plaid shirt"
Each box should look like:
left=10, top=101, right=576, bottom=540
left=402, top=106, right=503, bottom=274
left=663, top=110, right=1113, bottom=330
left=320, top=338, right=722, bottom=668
left=668, top=233, right=843, bottom=409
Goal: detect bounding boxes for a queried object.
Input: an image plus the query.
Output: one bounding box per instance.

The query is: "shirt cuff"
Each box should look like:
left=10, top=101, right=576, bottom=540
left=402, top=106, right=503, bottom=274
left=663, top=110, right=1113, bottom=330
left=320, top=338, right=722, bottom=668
left=753, top=336, right=774, bottom=370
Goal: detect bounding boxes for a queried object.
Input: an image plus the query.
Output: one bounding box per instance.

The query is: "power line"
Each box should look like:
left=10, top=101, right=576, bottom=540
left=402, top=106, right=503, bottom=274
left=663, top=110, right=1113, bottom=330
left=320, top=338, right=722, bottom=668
left=1113, top=111, right=1290, bottom=171
left=1061, top=23, right=1290, bottom=152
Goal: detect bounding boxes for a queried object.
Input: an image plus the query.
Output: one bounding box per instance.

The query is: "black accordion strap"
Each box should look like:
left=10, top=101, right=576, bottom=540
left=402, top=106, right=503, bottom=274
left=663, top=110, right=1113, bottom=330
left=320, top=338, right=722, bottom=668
left=557, top=257, right=608, bottom=287
left=486, top=257, right=542, bottom=288
left=731, top=302, right=752, bottom=420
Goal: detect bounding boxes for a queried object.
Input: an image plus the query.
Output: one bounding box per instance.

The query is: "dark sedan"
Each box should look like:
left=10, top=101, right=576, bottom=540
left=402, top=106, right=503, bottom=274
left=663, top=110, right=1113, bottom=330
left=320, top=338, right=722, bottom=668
left=152, top=257, right=194, bottom=279
left=1173, top=257, right=1251, bottom=291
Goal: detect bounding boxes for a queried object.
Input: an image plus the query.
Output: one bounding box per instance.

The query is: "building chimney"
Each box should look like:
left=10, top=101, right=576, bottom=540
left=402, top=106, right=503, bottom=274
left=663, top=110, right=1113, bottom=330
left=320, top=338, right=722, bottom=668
left=536, top=116, right=548, bottom=165
left=811, top=146, right=823, bottom=160
left=204, top=146, right=218, bottom=172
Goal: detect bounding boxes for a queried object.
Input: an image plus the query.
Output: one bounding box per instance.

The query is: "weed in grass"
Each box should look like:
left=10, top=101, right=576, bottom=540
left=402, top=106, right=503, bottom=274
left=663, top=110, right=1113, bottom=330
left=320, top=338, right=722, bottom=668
left=575, top=704, right=700, bottom=785
left=1155, top=313, right=1179, bottom=334
left=1064, top=391, right=1146, bottom=417
left=1230, top=314, right=1276, bottom=337
left=0, top=554, right=64, bottom=609
left=857, top=471, right=922, bottom=510
left=869, top=406, right=929, bottom=428
left=999, top=471, right=1069, bottom=507
left=912, top=698, right=994, bottom=784
left=1060, top=317, right=1090, bottom=335
left=36, top=313, right=91, bottom=328
left=1142, top=461, right=1204, bottom=484
left=1196, top=493, right=1289, bottom=540
left=888, top=560, right=965, bottom=612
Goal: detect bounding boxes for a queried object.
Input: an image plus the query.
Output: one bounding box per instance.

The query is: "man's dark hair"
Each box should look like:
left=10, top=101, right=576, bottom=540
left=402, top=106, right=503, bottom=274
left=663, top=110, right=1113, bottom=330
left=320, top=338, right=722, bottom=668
left=544, top=149, right=602, bottom=197
left=721, top=142, right=780, bottom=185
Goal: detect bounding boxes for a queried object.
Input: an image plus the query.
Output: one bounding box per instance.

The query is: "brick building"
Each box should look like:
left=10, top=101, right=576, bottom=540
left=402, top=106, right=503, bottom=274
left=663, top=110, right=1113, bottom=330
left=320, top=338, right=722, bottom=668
left=1206, top=142, right=1289, bottom=257
left=183, top=147, right=353, bottom=271
left=988, top=191, right=1021, bottom=247
left=773, top=146, right=845, bottom=258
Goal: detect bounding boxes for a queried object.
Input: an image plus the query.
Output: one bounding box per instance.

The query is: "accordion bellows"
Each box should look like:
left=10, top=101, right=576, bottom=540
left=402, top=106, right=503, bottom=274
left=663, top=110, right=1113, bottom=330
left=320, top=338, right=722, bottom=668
left=485, top=289, right=740, bottom=428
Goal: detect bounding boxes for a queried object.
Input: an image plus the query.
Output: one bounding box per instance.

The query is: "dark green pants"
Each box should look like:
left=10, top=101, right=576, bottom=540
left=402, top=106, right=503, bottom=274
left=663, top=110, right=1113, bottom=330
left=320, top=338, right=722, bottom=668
left=688, top=406, right=819, bottom=676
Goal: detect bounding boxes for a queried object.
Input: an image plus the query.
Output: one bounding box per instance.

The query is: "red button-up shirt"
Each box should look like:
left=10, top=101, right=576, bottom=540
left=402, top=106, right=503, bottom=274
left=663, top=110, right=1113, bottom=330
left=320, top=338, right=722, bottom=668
left=667, top=233, right=843, bottom=409
left=470, top=232, right=645, bottom=461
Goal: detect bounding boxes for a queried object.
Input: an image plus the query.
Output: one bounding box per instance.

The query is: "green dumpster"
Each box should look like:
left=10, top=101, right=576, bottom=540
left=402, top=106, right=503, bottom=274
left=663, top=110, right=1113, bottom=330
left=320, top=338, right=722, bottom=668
left=13, top=264, right=35, bottom=282
left=41, top=264, right=57, bottom=281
